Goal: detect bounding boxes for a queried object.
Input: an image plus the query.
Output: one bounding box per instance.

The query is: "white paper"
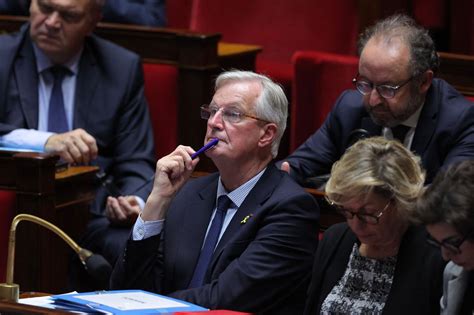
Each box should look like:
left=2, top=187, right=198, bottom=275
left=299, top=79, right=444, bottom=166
left=19, top=294, right=90, bottom=314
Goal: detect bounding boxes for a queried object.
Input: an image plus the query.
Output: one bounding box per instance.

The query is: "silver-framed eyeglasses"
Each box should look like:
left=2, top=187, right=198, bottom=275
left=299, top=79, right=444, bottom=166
left=200, top=105, right=270, bottom=124
left=327, top=197, right=393, bottom=225
left=352, top=74, right=414, bottom=99
left=426, top=232, right=473, bottom=255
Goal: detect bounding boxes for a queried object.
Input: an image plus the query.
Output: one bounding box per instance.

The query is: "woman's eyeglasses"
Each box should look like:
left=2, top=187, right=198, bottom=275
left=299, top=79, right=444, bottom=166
left=326, top=198, right=392, bottom=225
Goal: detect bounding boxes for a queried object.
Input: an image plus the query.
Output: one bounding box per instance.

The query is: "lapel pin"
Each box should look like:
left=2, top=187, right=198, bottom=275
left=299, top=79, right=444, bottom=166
left=240, top=214, right=253, bottom=224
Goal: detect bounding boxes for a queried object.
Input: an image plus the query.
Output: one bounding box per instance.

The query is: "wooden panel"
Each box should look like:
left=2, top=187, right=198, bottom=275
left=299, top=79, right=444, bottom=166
left=438, top=52, right=474, bottom=96
left=0, top=150, right=98, bottom=293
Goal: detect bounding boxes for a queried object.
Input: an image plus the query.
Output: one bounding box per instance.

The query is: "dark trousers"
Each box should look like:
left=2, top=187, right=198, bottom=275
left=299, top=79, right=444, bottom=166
left=68, top=215, right=131, bottom=292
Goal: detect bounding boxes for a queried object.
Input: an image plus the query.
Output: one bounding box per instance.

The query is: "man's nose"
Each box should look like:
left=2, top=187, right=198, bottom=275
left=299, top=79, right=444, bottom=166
left=207, top=109, right=224, bottom=129
left=367, top=88, right=383, bottom=107
left=45, top=11, right=61, bottom=28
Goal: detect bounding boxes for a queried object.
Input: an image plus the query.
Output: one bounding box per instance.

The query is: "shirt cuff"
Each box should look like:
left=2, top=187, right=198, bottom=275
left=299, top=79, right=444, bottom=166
left=132, top=213, right=164, bottom=240
left=133, top=195, right=146, bottom=211
left=0, top=129, right=54, bottom=151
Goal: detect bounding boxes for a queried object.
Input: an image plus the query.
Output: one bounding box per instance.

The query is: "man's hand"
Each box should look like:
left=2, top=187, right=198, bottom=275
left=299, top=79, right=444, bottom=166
left=106, top=196, right=141, bottom=227
left=142, top=145, right=199, bottom=221
left=280, top=161, right=291, bottom=175
left=44, top=128, right=98, bottom=164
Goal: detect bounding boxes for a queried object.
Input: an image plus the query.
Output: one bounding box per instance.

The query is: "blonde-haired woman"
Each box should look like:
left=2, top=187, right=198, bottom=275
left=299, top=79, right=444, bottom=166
left=304, top=137, right=445, bottom=315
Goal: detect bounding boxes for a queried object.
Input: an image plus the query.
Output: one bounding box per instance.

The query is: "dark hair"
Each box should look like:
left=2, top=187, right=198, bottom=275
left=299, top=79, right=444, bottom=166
left=414, top=160, right=474, bottom=239
left=358, top=14, right=439, bottom=77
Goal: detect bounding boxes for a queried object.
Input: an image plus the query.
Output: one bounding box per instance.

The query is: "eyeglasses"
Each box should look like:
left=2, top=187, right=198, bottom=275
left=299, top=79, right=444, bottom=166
left=426, top=232, right=472, bottom=255
left=200, top=105, right=270, bottom=124
left=352, top=74, right=414, bottom=99
left=327, top=198, right=393, bottom=225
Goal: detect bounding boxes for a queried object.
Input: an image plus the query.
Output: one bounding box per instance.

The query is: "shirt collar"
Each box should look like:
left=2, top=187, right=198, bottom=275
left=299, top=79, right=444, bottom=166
left=32, top=42, right=82, bottom=75
left=399, top=102, right=424, bottom=128
left=216, top=168, right=266, bottom=208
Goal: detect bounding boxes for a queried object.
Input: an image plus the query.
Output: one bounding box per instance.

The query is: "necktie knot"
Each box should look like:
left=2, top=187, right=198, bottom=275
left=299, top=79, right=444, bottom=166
left=216, top=195, right=232, bottom=215
left=49, top=65, right=71, bottom=82
left=391, top=124, right=410, bottom=143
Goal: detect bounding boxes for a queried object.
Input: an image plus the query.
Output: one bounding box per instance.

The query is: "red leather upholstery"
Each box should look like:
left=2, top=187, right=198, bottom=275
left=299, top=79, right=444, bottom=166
left=290, top=51, right=359, bottom=151
left=413, top=0, right=447, bottom=30
left=449, top=0, right=474, bottom=54
left=142, top=63, right=178, bottom=159
left=189, top=0, right=358, bottom=93
left=167, top=0, right=194, bottom=29
left=0, top=191, right=16, bottom=282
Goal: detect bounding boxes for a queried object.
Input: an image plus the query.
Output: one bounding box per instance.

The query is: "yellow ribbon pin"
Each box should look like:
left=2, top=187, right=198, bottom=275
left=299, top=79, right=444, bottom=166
left=241, top=214, right=253, bottom=224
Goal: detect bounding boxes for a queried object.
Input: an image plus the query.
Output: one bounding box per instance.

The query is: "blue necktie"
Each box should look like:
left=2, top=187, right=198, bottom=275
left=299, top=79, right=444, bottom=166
left=188, top=195, right=232, bottom=288
left=47, top=66, right=70, bottom=133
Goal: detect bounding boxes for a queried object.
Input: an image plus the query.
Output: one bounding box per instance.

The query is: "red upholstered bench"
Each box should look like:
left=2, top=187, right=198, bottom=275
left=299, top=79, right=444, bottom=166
left=167, top=0, right=194, bottom=29
left=290, top=51, right=359, bottom=151
left=142, top=63, right=179, bottom=159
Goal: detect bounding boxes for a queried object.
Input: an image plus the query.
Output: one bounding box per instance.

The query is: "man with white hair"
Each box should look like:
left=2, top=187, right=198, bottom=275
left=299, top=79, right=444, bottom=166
left=111, top=70, right=320, bottom=314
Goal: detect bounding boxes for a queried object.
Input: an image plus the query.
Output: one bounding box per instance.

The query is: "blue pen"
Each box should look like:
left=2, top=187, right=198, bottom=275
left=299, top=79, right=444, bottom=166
left=191, top=138, right=219, bottom=159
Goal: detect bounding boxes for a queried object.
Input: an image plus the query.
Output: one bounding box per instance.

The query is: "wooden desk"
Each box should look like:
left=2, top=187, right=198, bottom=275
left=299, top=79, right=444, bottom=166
left=0, top=150, right=98, bottom=294
left=218, top=42, right=262, bottom=70
left=438, top=52, right=474, bottom=97
left=0, top=298, right=69, bottom=314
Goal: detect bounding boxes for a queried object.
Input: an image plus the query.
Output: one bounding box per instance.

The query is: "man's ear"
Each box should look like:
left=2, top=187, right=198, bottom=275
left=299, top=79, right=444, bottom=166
left=258, top=123, right=277, bottom=148
left=87, top=8, right=102, bottom=35
left=419, top=70, right=434, bottom=94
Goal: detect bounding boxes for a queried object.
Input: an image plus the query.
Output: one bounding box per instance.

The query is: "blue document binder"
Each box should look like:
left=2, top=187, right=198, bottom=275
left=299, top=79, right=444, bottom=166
left=52, top=290, right=208, bottom=314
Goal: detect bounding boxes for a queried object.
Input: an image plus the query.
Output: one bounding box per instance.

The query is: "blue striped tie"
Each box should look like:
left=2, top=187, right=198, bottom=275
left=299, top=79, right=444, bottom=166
left=47, top=66, right=70, bottom=133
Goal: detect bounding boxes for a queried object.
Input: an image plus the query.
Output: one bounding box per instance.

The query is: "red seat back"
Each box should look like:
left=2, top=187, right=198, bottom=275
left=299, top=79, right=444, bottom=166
left=142, top=63, right=179, bottom=159
left=290, top=51, right=359, bottom=151
left=189, top=0, right=358, bottom=92
left=167, top=0, right=194, bottom=29
left=190, top=0, right=358, bottom=63
left=0, top=191, right=16, bottom=282
left=449, top=0, right=474, bottom=54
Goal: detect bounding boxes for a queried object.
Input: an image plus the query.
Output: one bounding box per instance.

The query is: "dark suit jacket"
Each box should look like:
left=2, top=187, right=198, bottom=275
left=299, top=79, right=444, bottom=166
left=304, top=223, right=445, bottom=315
left=102, top=0, right=166, bottom=26
left=286, top=79, right=474, bottom=184
left=111, top=165, right=320, bottom=314
left=0, top=24, right=156, bottom=213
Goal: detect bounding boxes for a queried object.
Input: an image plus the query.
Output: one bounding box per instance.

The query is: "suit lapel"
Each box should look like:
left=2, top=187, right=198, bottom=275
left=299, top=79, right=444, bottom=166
left=74, top=39, right=99, bottom=130
left=172, top=177, right=218, bottom=289
left=411, top=87, right=437, bottom=156
left=14, top=33, right=39, bottom=129
left=210, top=165, right=280, bottom=265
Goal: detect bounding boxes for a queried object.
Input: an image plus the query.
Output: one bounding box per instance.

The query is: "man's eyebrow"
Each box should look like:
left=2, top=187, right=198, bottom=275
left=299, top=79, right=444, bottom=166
left=210, top=102, right=243, bottom=108
left=357, top=75, right=399, bottom=86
